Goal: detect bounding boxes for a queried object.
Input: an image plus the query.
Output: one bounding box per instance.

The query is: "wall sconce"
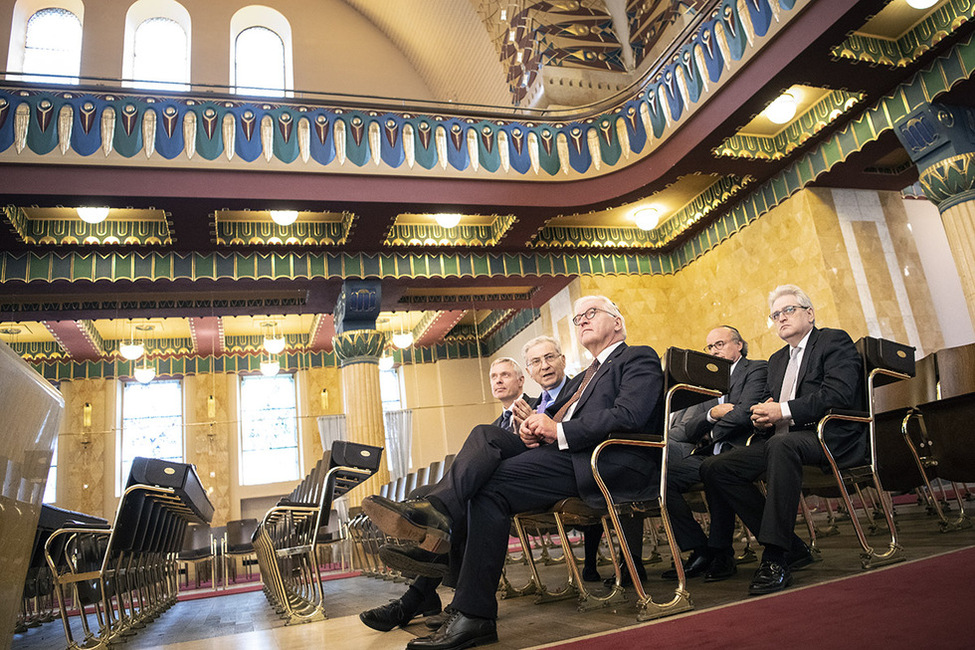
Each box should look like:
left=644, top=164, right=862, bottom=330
left=320, top=388, right=329, bottom=411
left=81, top=402, right=92, bottom=447
left=207, top=394, right=216, bottom=420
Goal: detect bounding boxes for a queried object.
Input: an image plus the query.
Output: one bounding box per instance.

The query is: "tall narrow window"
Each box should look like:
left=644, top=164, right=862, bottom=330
left=43, top=436, right=58, bottom=504
left=132, top=17, right=188, bottom=91
left=235, top=26, right=285, bottom=97
left=380, top=367, right=402, bottom=411
left=22, top=7, right=82, bottom=84
left=121, top=379, right=183, bottom=488
left=239, top=374, right=300, bottom=485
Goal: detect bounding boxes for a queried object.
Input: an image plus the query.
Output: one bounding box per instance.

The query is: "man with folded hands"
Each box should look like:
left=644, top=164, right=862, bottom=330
left=362, top=295, right=663, bottom=650
left=661, top=325, right=768, bottom=583
left=701, top=285, right=864, bottom=595
left=359, top=337, right=573, bottom=633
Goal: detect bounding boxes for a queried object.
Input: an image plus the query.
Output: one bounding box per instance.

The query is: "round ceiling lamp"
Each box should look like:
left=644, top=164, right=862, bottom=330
left=434, top=213, right=462, bottom=229
left=270, top=210, right=299, bottom=226
left=905, top=0, right=938, bottom=9
left=120, top=341, right=145, bottom=361
left=262, top=321, right=286, bottom=355
left=378, top=355, right=395, bottom=371
left=260, top=354, right=280, bottom=377
left=392, top=332, right=414, bottom=349
left=632, top=207, right=660, bottom=231
left=764, top=92, right=798, bottom=125
left=134, top=359, right=156, bottom=384
left=77, top=207, right=110, bottom=224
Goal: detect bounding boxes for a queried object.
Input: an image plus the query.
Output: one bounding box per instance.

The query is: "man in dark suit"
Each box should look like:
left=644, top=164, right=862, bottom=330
left=700, top=285, right=864, bottom=595
left=662, top=326, right=768, bottom=582
left=359, top=355, right=529, bottom=632
left=362, top=295, right=663, bottom=650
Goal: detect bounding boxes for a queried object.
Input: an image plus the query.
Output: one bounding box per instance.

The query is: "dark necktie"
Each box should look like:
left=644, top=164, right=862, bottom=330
left=553, top=359, right=600, bottom=423
left=500, top=410, right=513, bottom=432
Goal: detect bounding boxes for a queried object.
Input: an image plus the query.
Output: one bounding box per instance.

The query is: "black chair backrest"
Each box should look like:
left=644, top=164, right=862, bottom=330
left=664, top=347, right=731, bottom=412
left=935, top=342, right=975, bottom=399
left=874, top=353, right=935, bottom=413
left=856, top=337, right=916, bottom=388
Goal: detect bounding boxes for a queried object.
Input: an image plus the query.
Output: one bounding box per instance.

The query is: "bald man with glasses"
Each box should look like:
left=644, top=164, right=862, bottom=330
left=700, top=285, right=865, bottom=596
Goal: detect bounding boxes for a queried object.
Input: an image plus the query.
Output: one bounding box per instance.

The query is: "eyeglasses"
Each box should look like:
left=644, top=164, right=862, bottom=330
left=572, top=307, right=618, bottom=326
left=704, top=339, right=735, bottom=353
left=527, top=353, right=562, bottom=368
left=769, top=305, right=809, bottom=322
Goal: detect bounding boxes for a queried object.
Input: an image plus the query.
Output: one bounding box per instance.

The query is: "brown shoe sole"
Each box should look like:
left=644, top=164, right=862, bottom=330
left=363, top=498, right=451, bottom=554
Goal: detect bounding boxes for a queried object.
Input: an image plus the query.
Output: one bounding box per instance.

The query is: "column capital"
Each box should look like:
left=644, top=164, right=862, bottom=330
left=332, top=329, right=388, bottom=367
left=894, top=102, right=975, bottom=210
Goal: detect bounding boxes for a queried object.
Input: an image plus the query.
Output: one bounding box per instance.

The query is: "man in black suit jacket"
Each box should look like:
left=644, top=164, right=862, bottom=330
left=363, top=295, right=663, bottom=650
left=663, top=326, right=768, bottom=581
left=701, top=285, right=864, bottom=596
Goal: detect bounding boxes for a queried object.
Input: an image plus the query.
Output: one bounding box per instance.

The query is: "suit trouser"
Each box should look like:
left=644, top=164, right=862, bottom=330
left=666, top=446, right=708, bottom=551
left=700, top=430, right=825, bottom=552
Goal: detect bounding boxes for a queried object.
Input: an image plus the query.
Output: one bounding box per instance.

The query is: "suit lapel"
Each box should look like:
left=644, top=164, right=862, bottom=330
left=727, top=358, right=745, bottom=401
left=573, top=342, right=625, bottom=413
left=795, top=327, right=820, bottom=390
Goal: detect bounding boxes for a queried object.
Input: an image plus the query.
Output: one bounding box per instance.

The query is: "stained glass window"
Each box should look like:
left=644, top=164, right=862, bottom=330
left=234, top=26, right=285, bottom=97
left=23, top=8, right=82, bottom=84
left=121, top=379, right=183, bottom=487
left=239, top=374, right=300, bottom=485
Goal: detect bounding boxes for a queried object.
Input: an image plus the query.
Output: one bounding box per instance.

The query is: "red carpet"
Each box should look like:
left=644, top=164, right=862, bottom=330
left=543, top=546, right=975, bottom=650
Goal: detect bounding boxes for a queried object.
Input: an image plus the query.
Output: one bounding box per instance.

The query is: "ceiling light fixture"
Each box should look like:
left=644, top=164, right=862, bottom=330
left=260, top=353, right=280, bottom=377
left=378, top=355, right=395, bottom=371
left=764, top=92, right=798, bottom=125
left=632, top=207, right=660, bottom=231
left=434, top=213, right=462, bottom=229
left=134, top=360, right=156, bottom=384
left=77, top=207, right=110, bottom=224
left=270, top=210, right=299, bottom=226
left=392, top=332, right=414, bottom=349
left=262, top=321, right=286, bottom=355
left=905, top=0, right=938, bottom=9
left=120, top=340, right=145, bottom=360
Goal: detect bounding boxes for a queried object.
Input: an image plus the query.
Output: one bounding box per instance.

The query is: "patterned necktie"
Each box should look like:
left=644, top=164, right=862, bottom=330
left=775, top=347, right=801, bottom=435
left=500, top=410, right=513, bottom=432
left=536, top=391, right=551, bottom=414
left=553, top=359, right=600, bottom=423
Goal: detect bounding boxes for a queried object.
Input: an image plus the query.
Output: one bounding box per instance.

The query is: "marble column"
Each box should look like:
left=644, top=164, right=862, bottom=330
left=895, top=103, right=975, bottom=326
left=331, top=280, right=389, bottom=506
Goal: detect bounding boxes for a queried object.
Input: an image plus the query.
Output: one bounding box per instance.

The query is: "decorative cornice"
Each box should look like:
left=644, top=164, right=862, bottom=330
left=714, top=90, right=865, bottom=161
left=216, top=212, right=354, bottom=246
left=918, top=151, right=975, bottom=209
left=384, top=214, right=517, bottom=247
left=831, top=0, right=974, bottom=68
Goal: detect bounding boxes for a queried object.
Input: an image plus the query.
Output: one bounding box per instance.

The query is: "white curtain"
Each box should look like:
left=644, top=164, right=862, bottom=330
left=383, top=408, right=413, bottom=482
left=317, top=414, right=348, bottom=454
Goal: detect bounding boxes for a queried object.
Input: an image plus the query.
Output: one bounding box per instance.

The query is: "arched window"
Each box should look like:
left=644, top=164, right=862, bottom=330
left=122, top=0, right=191, bottom=91
left=230, top=6, right=294, bottom=98
left=235, top=26, right=285, bottom=97
left=132, top=17, right=188, bottom=91
left=22, top=7, right=82, bottom=84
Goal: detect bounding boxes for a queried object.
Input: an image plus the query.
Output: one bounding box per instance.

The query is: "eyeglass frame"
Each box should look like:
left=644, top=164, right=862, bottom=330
left=704, top=338, right=739, bottom=353
left=571, top=307, right=619, bottom=326
left=526, top=352, right=563, bottom=368
left=768, top=304, right=810, bottom=322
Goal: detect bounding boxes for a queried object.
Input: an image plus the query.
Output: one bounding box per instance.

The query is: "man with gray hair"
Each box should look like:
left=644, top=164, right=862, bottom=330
left=363, top=295, right=664, bottom=649
left=701, top=285, right=864, bottom=595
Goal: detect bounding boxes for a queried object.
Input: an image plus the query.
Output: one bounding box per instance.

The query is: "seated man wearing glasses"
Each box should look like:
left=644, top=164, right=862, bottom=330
left=662, top=326, right=768, bottom=582
left=362, top=295, right=663, bottom=650
left=700, top=285, right=864, bottom=595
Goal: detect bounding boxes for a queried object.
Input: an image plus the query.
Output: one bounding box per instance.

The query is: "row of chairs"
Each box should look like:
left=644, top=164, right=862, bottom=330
left=177, top=519, right=260, bottom=590
left=252, top=440, right=382, bottom=624
left=43, top=457, right=214, bottom=649
left=346, top=454, right=455, bottom=579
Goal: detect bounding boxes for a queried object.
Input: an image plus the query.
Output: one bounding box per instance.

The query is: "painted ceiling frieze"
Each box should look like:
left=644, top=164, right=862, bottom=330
left=216, top=212, right=354, bottom=247
left=0, top=0, right=804, bottom=180
left=714, top=90, right=866, bottom=160
left=3, top=206, right=173, bottom=246
left=384, top=214, right=517, bottom=247
left=831, top=0, right=974, bottom=68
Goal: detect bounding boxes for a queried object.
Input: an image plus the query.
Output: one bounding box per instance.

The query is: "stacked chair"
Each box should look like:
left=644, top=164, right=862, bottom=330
left=43, top=457, right=213, bottom=649
left=252, top=440, right=382, bottom=625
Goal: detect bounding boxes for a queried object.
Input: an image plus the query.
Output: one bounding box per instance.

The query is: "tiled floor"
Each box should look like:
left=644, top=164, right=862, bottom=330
left=13, top=500, right=975, bottom=650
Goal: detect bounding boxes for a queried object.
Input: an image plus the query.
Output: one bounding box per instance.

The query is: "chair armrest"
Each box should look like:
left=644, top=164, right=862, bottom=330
left=608, top=432, right=664, bottom=443
left=823, top=408, right=870, bottom=420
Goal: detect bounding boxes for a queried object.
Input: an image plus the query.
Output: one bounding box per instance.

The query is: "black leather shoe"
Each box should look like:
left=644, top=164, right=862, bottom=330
left=363, top=496, right=452, bottom=554
left=581, top=567, right=602, bottom=582
left=380, top=543, right=449, bottom=578
left=359, top=590, right=441, bottom=633
left=748, top=559, right=792, bottom=595
left=787, top=541, right=816, bottom=570
left=703, top=552, right=737, bottom=582
left=407, top=610, right=498, bottom=649
left=661, top=550, right=710, bottom=580
left=424, top=604, right=456, bottom=630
